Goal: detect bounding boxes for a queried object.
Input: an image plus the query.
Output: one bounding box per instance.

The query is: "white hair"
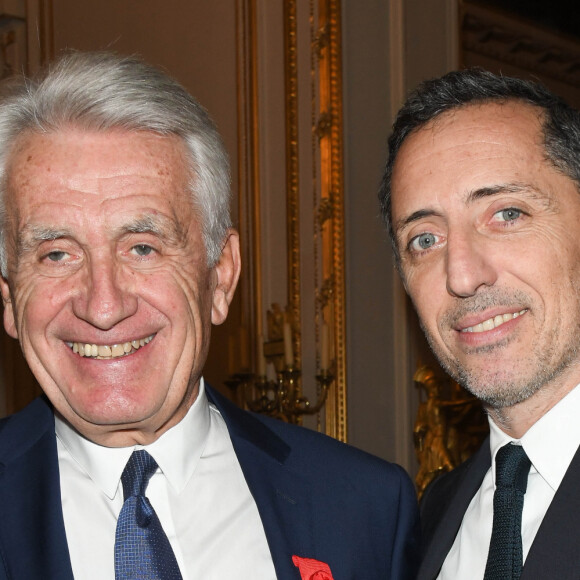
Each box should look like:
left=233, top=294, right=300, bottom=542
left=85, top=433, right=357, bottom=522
left=0, top=50, right=232, bottom=274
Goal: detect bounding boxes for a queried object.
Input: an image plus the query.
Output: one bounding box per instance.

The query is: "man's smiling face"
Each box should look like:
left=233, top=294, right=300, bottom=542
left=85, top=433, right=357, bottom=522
left=0, top=128, right=239, bottom=446
left=391, top=102, right=580, bottom=415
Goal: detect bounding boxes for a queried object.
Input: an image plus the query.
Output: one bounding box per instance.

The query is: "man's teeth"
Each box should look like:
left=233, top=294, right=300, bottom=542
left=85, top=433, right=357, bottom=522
left=67, top=335, right=154, bottom=359
left=461, top=309, right=527, bottom=333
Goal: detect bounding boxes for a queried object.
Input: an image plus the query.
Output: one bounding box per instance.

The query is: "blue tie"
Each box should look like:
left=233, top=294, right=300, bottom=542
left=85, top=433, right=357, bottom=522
left=115, top=450, right=183, bottom=579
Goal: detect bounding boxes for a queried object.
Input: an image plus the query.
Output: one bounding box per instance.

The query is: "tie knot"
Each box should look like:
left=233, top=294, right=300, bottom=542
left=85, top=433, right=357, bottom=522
left=495, top=443, right=531, bottom=492
left=121, top=450, right=158, bottom=499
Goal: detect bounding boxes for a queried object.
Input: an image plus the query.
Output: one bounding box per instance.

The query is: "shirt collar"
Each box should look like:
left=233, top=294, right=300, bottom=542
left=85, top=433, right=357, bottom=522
left=489, top=383, right=580, bottom=491
left=55, top=378, right=211, bottom=499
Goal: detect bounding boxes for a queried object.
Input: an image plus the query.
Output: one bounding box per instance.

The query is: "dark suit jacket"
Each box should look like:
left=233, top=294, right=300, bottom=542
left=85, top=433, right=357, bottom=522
left=0, top=387, right=420, bottom=579
left=418, top=436, right=580, bottom=579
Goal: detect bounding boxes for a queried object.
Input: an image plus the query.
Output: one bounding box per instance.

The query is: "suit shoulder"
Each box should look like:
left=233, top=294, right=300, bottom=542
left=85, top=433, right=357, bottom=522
left=253, top=414, right=421, bottom=576
left=206, top=384, right=415, bottom=493
left=253, top=412, right=412, bottom=485
left=0, top=397, right=54, bottom=460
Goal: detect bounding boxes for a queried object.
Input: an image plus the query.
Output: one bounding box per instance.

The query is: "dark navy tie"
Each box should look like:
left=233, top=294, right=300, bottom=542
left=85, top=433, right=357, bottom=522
left=115, top=450, right=183, bottom=579
left=483, top=443, right=531, bottom=580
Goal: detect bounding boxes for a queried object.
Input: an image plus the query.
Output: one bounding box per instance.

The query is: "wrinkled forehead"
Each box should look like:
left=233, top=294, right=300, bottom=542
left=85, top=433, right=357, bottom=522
left=4, top=128, right=193, bottom=206
left=0, top=129, right=200, bottom=254
left=10, top=126, right=189, bottom=172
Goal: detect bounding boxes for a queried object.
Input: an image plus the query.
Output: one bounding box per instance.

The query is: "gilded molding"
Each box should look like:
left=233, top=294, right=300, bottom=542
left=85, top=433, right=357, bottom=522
left=316, top=196, right=334, bottom=227
left=315, top=111, right=333, bottom=139
left=284, top=0, right=302, bottom=375
left=316, top=0, right=347, bottom=441
left=235, top=0, right=347, bottom=440
left=315, top=275, right=334, bottom=311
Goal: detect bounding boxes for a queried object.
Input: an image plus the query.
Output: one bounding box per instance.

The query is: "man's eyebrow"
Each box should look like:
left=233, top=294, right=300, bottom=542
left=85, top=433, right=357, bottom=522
left=119, top=216, right=166, bottom=236
left=17, top=214, right=187, bottom=254
left=117, top=214, right=186, bottom=243
left=17, top=225, right=72, bottom=254
left=394, top=209, right=442, bottom=237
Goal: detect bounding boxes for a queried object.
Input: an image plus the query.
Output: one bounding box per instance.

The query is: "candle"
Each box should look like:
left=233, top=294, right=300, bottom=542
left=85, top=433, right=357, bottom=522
left=283, top=322, right=294, bottom=368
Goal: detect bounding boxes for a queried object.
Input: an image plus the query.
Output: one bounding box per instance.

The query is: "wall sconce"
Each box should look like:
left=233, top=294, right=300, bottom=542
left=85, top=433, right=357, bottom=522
left=226, top=303, right=333, bottom=424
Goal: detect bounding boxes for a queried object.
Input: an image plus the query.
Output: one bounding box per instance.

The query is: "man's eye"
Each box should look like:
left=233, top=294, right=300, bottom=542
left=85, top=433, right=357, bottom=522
left=495, top=208, right=522, bottom=222
left=131, top=244, right=155, bottom=257
left=46, top=250, right=68, bottom=262
left=410, top=233, right=438, bottom=251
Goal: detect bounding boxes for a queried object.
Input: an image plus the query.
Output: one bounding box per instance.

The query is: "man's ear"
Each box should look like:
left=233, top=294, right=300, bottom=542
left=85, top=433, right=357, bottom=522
left=0, top=277, right=17, bottom=338
left=211, top=229, right=241, bottom=326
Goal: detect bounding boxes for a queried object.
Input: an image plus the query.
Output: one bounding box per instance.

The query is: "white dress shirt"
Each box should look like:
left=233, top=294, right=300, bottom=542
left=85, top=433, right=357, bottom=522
left=56, top=379, right=277, bottom=579
left=439, top=384, right=580, bottom=580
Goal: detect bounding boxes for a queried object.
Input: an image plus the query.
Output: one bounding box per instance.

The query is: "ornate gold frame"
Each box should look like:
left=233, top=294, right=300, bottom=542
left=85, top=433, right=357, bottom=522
left=315, top=0, right=347, bottom=440
left=235, top=0, right=347, bottom=440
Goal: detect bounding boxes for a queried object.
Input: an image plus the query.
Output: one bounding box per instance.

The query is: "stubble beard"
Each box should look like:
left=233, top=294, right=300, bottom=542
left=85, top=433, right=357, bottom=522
left=420, top=290, right=580, bottom=410
left=444, top=343, right=577, bottom=409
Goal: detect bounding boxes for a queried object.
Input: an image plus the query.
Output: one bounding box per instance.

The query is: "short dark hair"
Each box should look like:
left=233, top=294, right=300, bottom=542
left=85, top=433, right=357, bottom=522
left=379, top=68, right=580, bottom=266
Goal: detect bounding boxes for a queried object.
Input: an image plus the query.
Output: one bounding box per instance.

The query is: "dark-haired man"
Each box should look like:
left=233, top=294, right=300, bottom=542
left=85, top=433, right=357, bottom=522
left=380, top=69, right=580, bottom=579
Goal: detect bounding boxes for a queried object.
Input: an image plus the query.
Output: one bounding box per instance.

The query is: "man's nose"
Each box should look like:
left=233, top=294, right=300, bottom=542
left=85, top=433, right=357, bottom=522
left=72, top=257, right=138, bottom=330
left=445, top=231, right=498, bottom=298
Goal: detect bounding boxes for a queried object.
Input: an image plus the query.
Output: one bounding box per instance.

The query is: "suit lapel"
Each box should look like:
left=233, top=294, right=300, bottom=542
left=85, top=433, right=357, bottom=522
left=522, top=443, right=580, bottom=579
left=207, top=387, right=312, bottom=580
left=418, top=440, right=491, bottom=580
left=0, top=397, right=73, bottom=580
left=0, top=389, right=310, bottom=580
left=420, top=438, right=580, bottom=580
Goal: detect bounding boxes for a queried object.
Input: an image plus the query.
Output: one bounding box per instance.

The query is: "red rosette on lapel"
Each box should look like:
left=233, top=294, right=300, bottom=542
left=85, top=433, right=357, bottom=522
left=292, top=555, right=334, bottom=580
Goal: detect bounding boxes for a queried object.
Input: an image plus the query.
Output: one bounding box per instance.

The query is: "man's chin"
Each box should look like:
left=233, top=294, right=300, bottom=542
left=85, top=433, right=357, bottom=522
left=451, top=367, right=543, bottom=409
left=57, top=396, right=163, bottom=434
